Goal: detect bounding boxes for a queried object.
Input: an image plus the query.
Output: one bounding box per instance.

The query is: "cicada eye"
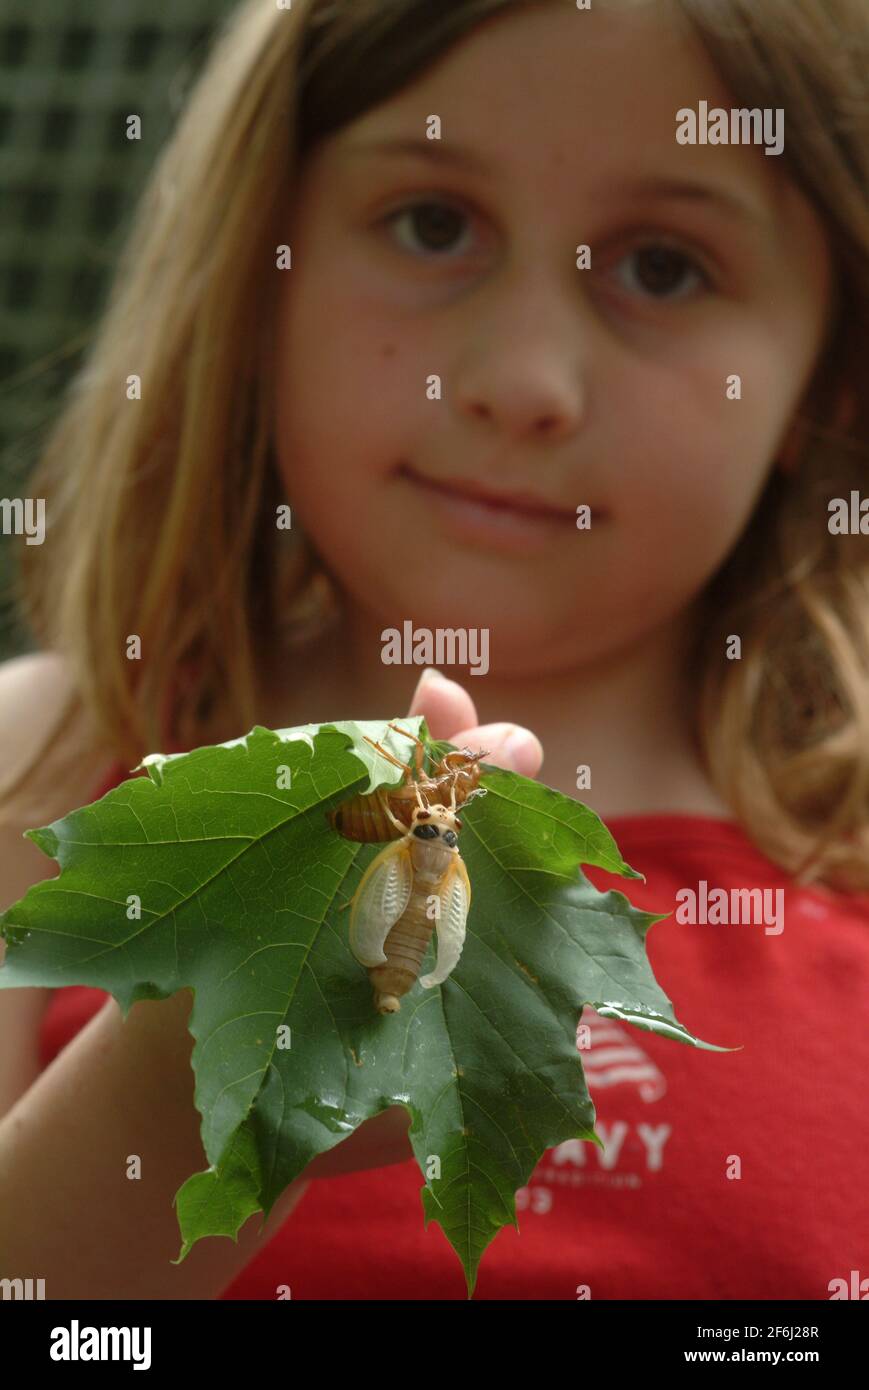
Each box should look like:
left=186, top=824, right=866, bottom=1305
left=443, top=829, right=458, bottom=848
left=454, top=817, right=462, bottom=831
left=417, top=809, right=431, bottom=819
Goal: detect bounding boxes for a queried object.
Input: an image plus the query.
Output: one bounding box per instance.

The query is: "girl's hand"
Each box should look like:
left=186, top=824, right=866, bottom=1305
left=405, top=665, right=544, bottom=779
left=303, top=667, right=544, bottom=1179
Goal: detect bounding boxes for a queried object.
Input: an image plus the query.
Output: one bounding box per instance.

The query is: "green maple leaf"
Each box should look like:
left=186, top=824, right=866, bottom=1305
left=0, top=718, right=732, bottom=1296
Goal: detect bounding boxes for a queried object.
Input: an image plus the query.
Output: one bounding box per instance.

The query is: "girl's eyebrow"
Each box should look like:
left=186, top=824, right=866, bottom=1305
left=341, top=136, right=494, bottom=178
left=342, top=136, right=770, bottom=230
left=603, top=176, right=772, bottom=231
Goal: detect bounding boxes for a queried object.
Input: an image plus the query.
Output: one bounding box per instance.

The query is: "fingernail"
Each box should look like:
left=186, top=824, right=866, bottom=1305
left=418, top=667, right=448, bottom=689
left=501, top=728, right=542, bottom=776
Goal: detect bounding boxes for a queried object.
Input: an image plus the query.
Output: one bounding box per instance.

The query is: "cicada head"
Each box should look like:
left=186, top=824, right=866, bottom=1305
left=408, top=802, right=462, bottom=849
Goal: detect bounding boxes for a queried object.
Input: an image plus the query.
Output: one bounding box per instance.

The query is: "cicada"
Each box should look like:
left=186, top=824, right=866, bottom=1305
left=347, top=774, right=471, bottom=1015
left=328, top=722, right=487, bottom=843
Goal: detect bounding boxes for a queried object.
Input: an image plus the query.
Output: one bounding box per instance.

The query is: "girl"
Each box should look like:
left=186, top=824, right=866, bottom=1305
left=1, top=0, right=868, bottom=1299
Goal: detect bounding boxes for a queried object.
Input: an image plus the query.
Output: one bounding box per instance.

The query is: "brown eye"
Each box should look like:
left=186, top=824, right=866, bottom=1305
left=455, top=817, right=462, bottom=831
left=418, top=810, right=431, bottom=819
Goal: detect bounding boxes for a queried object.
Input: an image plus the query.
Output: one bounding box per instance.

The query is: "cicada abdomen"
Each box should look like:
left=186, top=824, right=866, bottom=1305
left=348, top=796, right=471, bottom=1015
left=329, top=783, right=412, bottom=844
left=328, top=722, right=486, bottom=843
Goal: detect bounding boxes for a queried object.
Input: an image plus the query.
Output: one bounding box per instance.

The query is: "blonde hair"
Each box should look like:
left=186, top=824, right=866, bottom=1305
left=2, top=0, right=868, bottom=892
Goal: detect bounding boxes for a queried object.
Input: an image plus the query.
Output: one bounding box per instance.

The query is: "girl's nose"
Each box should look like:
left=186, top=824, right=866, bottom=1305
left=460, top=391, right=580, bottom=440
left=454, top=276, right=591, bottom=443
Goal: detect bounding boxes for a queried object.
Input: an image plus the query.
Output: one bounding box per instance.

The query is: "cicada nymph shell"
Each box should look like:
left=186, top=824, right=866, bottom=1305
left=328, top=722, right=487, bottom=843
left=346, top=776, right=472, bottom=1015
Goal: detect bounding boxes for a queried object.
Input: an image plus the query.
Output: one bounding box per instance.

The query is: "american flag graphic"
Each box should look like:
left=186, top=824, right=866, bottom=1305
left=576, top=1007, right=667, bottom=1103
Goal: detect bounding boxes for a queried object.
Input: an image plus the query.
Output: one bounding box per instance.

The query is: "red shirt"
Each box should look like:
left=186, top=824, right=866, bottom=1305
left=38, top=761, right=869, bottom=1299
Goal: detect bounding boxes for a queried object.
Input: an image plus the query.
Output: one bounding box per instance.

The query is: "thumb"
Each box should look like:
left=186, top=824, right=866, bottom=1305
left=407, top=667, right=478, bottom=737
left=449, top=722, right=544, bottom=779
left=406, top=668, right=544, bottom=778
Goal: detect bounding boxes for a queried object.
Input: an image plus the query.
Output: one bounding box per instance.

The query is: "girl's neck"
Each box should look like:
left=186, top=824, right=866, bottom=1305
left=258, top=604, right=733, bottom=822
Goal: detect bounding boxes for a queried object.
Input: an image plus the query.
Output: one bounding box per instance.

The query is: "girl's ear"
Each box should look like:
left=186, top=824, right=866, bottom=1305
left=776, top=382, right=858, bottom=476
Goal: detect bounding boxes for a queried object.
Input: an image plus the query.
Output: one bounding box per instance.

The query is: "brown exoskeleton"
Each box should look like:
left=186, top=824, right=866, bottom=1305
left=328, top=723, right=486, bottom=843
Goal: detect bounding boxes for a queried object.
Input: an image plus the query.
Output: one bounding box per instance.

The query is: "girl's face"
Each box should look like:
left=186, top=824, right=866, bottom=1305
left=271, top=0, right=833, bottom=677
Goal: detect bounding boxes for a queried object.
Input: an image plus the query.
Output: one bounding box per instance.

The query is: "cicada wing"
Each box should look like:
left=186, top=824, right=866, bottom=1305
left=419, top=854, right=471, bottom=988
left=348, top=838, right=414, bottom=966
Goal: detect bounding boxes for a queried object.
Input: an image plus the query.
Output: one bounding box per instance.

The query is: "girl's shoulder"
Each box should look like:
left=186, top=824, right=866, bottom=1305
left=0, top=650, right=115, bottom=819
left=0, top=650, right=79, bottom=778
left=0, top=651, right=121, bottom=937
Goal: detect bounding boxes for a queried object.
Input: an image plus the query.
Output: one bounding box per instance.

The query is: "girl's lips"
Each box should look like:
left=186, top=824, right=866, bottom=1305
left=403, top=468, right=589, bottom=554
left=409, top=470, right=576, bottom=520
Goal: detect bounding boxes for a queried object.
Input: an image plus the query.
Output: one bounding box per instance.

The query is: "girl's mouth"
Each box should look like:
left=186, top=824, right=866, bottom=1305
left=400, top=464, right=603, bottom=554
left=403, top=467, right=586, bottom=553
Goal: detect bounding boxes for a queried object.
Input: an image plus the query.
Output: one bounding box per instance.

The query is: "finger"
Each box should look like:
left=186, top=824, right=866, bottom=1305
left=406, top=667, right=478, bottom=738
left=449, top=721, right=544, bottom=778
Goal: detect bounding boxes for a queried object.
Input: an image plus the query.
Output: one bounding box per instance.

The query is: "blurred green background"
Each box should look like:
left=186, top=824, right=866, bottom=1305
left=0, top=0, right=237, bottom=662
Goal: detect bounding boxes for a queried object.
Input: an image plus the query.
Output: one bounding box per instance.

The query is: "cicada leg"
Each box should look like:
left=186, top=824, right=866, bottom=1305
left=383, top=800, right=411, bottom=834
left=385, top=723, right=427, bottom=781
left=362, top=735, right=413, bottom=777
